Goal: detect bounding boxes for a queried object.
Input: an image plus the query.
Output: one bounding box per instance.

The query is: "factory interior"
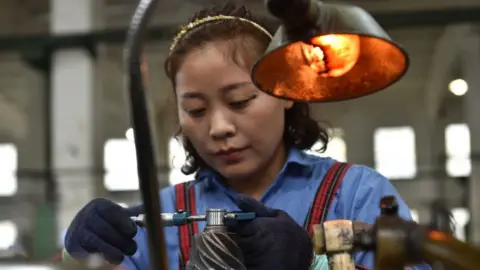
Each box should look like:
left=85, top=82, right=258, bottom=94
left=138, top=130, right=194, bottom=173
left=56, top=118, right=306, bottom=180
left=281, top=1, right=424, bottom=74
left=0, top=0, right=479, bottom=269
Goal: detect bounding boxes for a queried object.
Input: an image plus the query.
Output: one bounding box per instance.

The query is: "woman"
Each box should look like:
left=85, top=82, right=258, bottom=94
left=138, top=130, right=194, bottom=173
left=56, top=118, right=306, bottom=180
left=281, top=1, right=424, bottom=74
left=63, top=3, right=428, bottom=270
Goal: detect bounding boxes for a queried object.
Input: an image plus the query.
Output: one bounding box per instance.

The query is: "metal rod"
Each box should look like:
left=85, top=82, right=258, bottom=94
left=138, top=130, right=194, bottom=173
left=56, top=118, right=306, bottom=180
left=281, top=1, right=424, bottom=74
left=188, top=215, right=207, bottom=222
left=421, top=230, right=480, bottom=269
left=123, top=0, right=168, bottom=269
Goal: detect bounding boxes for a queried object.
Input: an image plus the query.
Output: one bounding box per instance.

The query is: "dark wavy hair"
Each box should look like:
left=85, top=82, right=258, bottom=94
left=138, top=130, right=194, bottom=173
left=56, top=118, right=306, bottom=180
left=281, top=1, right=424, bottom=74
left=164, top=3, right=329, bottom=175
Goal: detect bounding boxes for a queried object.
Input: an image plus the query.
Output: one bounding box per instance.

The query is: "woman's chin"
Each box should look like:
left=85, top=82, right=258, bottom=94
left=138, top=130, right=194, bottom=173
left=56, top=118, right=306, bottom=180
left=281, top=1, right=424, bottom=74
left=217, top=162, right=255, bottom=181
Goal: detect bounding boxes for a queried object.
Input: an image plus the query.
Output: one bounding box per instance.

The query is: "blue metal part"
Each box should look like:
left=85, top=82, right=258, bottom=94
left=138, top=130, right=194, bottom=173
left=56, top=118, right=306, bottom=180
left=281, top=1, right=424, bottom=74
left=160, top=210, right=256, bottom=227
left=230, top=212, right=256, bottom=221
left=171, top=211, right=190, bottom=226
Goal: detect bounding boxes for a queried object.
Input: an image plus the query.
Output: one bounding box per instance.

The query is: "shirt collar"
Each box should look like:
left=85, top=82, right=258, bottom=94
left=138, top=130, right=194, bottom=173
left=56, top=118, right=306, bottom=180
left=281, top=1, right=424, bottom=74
left=287, top=147, right=318, bottom=167
left=196, top=147, right=316, bottom=190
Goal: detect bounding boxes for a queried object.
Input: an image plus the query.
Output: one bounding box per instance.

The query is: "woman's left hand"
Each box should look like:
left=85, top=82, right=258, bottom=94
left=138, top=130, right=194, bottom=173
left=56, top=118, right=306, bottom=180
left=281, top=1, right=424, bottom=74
left=230, top=195, right=313, bottom=270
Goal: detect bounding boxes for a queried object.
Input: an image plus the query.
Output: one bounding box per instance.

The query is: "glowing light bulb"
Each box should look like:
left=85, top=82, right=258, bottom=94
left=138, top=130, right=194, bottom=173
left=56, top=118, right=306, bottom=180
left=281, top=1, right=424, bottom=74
left=448, top=79, right=468, bottom=96
left=302, top=34, right=360, bottom=77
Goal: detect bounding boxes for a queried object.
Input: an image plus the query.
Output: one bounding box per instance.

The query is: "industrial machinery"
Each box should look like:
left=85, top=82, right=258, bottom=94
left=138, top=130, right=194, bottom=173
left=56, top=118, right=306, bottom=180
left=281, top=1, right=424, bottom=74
left=312, top=196, right=480, bottom=270
left=4, top=195, right=480, bottom=269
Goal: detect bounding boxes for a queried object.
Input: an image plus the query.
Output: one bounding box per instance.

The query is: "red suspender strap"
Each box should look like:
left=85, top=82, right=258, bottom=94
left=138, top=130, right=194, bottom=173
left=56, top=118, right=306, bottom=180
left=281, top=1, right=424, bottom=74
left=304, top=162, right=352, bottom=234
left=175, top=182, right=199, bottom=269
left=303, top=162, right=373, bottom=270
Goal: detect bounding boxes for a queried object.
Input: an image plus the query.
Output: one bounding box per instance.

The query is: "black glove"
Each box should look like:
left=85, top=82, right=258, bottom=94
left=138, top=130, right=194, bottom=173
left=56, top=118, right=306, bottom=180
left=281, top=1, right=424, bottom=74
left=64, top=198, right=142, bottom=265
left=231, top=195, right=313, bottom=270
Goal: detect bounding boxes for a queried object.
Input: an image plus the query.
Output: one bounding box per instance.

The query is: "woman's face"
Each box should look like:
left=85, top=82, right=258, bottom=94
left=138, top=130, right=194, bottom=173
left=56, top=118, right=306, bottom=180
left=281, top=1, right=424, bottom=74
left=175, top=41, right=293, bottom=180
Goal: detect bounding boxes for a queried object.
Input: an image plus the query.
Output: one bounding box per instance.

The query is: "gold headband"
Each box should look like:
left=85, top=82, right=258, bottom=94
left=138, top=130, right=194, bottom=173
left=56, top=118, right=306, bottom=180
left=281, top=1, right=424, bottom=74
left=169, top=15, right=273, bottom=53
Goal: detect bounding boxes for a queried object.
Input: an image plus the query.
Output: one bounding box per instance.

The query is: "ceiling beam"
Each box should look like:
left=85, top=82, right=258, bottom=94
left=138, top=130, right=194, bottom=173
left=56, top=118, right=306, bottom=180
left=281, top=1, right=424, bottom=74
left=0, top=6, right=479, bottom=52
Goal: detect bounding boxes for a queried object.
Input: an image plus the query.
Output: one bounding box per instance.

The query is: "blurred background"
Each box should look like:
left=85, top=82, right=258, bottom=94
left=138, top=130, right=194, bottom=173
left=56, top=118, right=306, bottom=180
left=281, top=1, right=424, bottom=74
left=0, top=0, right=479, bottom=264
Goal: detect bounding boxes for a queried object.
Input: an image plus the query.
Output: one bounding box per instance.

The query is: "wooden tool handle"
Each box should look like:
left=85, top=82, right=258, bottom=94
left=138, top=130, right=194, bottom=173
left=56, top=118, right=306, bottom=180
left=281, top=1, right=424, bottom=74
left=313, top=220, right=355, bottom=270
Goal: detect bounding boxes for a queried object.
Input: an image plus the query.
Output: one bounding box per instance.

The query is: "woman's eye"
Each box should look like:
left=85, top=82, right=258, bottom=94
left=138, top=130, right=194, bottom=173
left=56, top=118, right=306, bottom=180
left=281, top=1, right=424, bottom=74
left=229, top=96, right=256, bottom=110
left=187, top=108, right=206, bottom=117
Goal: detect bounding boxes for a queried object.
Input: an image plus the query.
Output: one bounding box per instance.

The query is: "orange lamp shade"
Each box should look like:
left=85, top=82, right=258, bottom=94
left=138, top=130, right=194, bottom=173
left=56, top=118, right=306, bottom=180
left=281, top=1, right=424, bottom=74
left=251, top=3, right=409, bottom=102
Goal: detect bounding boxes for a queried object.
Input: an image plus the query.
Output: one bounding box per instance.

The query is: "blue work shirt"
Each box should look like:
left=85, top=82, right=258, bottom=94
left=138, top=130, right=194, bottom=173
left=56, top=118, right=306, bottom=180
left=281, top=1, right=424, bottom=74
left=121, top=148, right=428, bottom=270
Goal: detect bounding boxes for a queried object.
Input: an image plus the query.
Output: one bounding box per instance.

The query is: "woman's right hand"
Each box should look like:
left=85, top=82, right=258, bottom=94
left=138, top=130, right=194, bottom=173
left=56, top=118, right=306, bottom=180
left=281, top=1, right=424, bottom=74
left=64, top=198, right=142, bottom=265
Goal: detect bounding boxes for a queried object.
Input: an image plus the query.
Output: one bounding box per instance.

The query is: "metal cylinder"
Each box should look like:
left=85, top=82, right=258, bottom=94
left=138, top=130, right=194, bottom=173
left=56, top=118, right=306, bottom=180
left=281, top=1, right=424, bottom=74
left=186, top=208, right=246, bottom=269
left=205, top=209, right=227, bottom=232
left=160, top=213, right=175, bottom=227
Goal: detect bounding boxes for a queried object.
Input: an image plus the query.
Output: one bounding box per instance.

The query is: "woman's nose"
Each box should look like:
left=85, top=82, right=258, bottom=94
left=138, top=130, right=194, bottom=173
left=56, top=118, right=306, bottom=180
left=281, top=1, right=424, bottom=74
left=209, top=111, right=236, bottom=140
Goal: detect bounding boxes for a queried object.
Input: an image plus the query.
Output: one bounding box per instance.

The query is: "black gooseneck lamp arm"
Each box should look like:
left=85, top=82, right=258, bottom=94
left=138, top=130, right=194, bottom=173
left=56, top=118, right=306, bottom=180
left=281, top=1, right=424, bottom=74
left=265, top=0, right=319, bottom=32
left=123, top=0, right=168, bottom=269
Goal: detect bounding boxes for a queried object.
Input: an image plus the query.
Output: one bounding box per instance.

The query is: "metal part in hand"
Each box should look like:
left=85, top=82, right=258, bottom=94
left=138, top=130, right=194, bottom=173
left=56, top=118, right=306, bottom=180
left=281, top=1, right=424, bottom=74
left=161, top=209, right=255, bottom=227
left=186, top=209, right=248, bottom=270
left=186, top=231, right=245, bottom=270
left=133, top=209, right=253, bottom=269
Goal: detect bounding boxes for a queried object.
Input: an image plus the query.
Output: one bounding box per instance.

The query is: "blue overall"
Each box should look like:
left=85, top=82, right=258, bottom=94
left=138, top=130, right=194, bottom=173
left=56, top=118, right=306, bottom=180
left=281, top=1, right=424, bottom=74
left=120, top=148, right=429, bottom=270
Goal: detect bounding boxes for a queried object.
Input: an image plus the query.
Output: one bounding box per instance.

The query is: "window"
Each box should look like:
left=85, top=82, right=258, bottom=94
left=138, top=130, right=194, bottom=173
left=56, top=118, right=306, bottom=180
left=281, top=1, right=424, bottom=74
left=103, top=139, right=139, bottom=191
left=445, top=124, right=471, bottom=177
left=306, top=128, right=347, bottom=162
left=452, top=208, right=470, bottom=242
left=0, top=220, right=17, bottom=249
left=0, top=143, right=17, bottom=196
left=169, top=138, right=193, bottom=185
left=410, top=208, right=468, bottom=241
left=374, top=126, right=416, bottom=179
